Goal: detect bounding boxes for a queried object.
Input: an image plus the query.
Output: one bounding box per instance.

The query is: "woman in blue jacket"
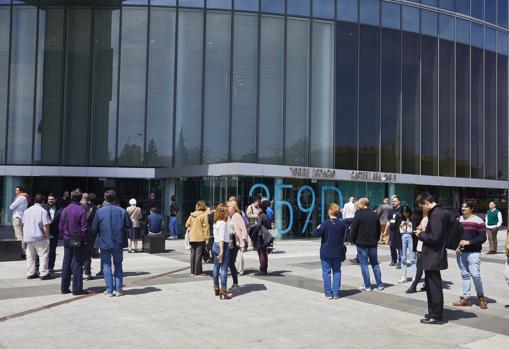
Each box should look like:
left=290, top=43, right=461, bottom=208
left=312, top=203, right=346, bottom=299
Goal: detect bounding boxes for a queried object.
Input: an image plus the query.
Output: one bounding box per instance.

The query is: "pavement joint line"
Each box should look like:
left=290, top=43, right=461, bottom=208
left=0, top=265, right=191, bottom=323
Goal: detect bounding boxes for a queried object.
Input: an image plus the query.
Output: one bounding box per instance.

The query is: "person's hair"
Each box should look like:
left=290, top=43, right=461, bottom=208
left=47, top=193, right=57, bottom=200
left=15, top=185, right=25, bottom=193
left=129, top=198, right=137, bottom=206
left=489, top=201, right=496, bottom=206
left=33, top=194, right=44, bottom=204
left=259, top=199, right=270, bottom=212
left=228, top=196, right=237, bottom=203
left=253, top=195, right=260, bottom=203
left=195, top=200, right=207, bottom=211
left=171, top=195, right=176, bottom=202
left=104, top=190, right=117, bottom=203
left=357, top=197, right=369, bottom=207
left=392, top=195, right=400, bottom=201
left=401, top=205, right=412, bottom=217
left=462, top=201, right=475, bottom=211
left=416, top=192, right=435, bottom=205
left=150, top=207, right=158, bottom=213
left=228, top=200, right=240, bottom=213
left=88, top=193, right=96, bottom=204
left=328, top=203, right=340, bottom=217
left=70, top=189, right=83, bottom=202
left=214, top=203, right=229, bottom=222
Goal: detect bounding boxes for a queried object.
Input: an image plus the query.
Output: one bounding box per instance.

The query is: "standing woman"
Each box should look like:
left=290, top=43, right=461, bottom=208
left=312, top=203, right=346, bottom=299
left=185, top=200, right=210, bottom=276
left=406, top=212, right=428, bottom=293
left=252, top=200, right=271, bottom=275
left=126, top=199, right=142, bottom=253
left=395, top=205, right=419, bottom=284
left=227, top=200, right=248, bottom=291
left=212, top=204, right=232, bottom=299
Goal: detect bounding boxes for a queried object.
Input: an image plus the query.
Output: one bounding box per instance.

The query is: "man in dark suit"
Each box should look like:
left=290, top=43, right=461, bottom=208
left=415, top=192, right=449, bottom=325
left=46, top=193, right=61, bottom=274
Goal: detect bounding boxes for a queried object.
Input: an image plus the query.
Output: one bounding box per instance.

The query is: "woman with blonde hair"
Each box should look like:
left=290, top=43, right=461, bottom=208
left=185, top=200, right=210, bottom=276
left=212, top=203, right=232, bottom=299
left=227, top=200, right=248, bottom=291
left=126, top=199, right=142, bottom=253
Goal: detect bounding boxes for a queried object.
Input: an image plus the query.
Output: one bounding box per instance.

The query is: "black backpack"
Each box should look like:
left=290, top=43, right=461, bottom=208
left=445, top=214, right=463, bottom=250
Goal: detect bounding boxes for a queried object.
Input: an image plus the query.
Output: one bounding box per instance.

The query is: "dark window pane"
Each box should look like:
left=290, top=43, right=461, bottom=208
left=288, top=0, right=310, bottom=16
left=34, top=8, right=64, bottom=165
left=0, top=8, right=8, bottom=164
left=63, top=7, right=91, bottom=166
left=235, top=0, right=258, bottom=11
left=8, top=6, right=37, bottom=165
left=117, top=7, right=147, bottom=167
left=313, top=0, right=334, bottom=19
left=402, top=31, right=420, bottom=174
left=207, top=0, right=231, bottom=9
left=90, top=8, right=120, bottom=166
left=147, top=7, right=176, bottom=167
left=232, top=13, right=258, bottom=162
left=456, top=18, right=469, bottom=44
left=497, top=54, right=508, bottom=180
left=402, top=5, right=419, bottom=33
left=471, top=0, right=483, bottom=19
left=310, top=20, right=334, bottom=168
left=471, top=23, right=483, bottom=48
left=382, top=2, right=400, bottom=30
left=499, top=0, right=508, bottom=27
left=471, top=46, right=484, bottom=178
left=455, top=0, right=470, bottom=15
left=485, top=0, right=496, bottom=23
left=179, top=0, right=204, bottom=7
left=439, top=0, right=454, bottom=10
left=439, top=14, right=454, bottom=41
left=421, top=35, right=438, bottom=175
left=456, top=43, right=470, bottom=177
left=175, top=9, right=203, bottom=166
left=359, top=0, right=379, bottom=26
left=438, top=39, right=454, bottom=177
left=485, top=50, right=496, bottom=179
left=422, top=0, right=438, bottom=5
left=285, top=18, right=309, bottom=166
left=337, top=0, right=358, bottom=22
left=259, top=15, right=284, bottom=164
left=203, top=12, right=230, bottom=164
left=261, top=0, right=284, bottom=13
left=485, top=27, right=496, bottom=52
left=358, top=25, right=380, bottom=171
left=421, top=10, right=438, bottom=37
left=381, top=28, right=401, bottom=173
left=335, top=21, right=358, bottom=170
left=498, top=31, right=508, bottom=54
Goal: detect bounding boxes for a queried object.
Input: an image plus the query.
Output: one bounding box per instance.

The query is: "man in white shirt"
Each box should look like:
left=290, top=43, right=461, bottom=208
left=9, top=185, right=29, bottom=257
left=22, top=194, right=51, bottom=280
left=343, top=197, right=356, bottom=244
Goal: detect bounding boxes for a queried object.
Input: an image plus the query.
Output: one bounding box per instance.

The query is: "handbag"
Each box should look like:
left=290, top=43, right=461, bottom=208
left=260, top=225, right=274, bottom=246
left=69, top=233, right=83, bottom=248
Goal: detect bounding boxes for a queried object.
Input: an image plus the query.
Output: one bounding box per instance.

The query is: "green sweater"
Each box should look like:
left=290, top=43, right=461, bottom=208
left=486, top=209, right=500, bottom=226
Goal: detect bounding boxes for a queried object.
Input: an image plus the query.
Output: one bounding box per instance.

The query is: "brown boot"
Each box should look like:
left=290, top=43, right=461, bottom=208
left=219, top=288, right=231, bottom=300
left=452, top=298, right=472, bottom=307
left=213, top=286, right=219, bottom=297
left=479, top=297, right=488, bottom=309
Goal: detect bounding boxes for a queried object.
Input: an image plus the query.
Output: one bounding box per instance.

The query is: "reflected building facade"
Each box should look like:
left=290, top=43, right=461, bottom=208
left=0, top=0, right=507, bottom=237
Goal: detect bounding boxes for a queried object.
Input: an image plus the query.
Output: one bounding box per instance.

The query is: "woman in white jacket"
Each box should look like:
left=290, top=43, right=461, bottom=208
left=227, top=200, right=248, bottom=291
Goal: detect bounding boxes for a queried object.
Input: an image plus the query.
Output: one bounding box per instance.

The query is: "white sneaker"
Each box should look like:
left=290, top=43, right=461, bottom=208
left=358, top=286, right=372, bottom=292
left=398, top=276, right=407, bottom=284
left=103, top=291, right=114, bottom=297
left=114, top=291, right=123, bottom=297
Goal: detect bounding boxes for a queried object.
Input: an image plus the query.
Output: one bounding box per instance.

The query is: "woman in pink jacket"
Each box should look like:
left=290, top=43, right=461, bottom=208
left=227, top=200, right=248, bottom=291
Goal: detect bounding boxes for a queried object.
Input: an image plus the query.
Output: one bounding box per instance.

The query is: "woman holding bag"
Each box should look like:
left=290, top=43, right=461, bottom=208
left=227, top=200, right=248, bottom=291
left=251, top=200, right=272, bottom=275
left=185, top=200, right=210, bottom=276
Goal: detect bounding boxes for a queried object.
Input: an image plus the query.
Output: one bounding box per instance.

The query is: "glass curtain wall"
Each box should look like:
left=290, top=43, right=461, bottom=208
left=497, top=32, right=508, bottom=180
left=455, top=19, right=470, bottom=178
left=0, top=7, right=8, bottom=164
left=471, top=24, right=484, bottom=179
left=485, top=29, right=497, bottom=179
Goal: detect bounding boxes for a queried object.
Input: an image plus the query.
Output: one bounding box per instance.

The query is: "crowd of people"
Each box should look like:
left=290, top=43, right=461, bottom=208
left=7, top=185, right=509, bottom=323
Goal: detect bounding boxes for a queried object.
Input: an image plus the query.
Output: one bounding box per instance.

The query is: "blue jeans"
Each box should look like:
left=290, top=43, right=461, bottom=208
left=212, top=242, right=230, bottom=289
left=321, top=258, right=342, bottom=297
left=357, top=247, right=383, bottom=289
left=61, top=240, right=85, bottom=293
left=101, top=248, right=124, bottom=293
left=456, top=251, right=484, bottom=298
left=167, top=216, right=178, bottom=238
left=400, top=234, right=416, bottom=278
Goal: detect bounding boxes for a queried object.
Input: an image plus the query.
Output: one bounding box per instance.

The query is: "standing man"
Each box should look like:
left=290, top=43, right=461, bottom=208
left=168, top=195, right=180, bottom=239
left=60, top=191, right=71, bottom=209
left=59, top=189, right=89, bottom=295
left=46, top=194, right=61, bottom=274
left=22, top=194, right=51, bottom=280
left=351, top=198, right=384, bottom=292
left=93, top=190, right=132, bottom=297
left=415, top=192, right=449, bottom=325
left=377, top=198, right=391, bottom=244
left=342, top=197, right=356, bottom=244
left=485, top=201, right=502, bottom=254
left=389, top=195, right=402, bottom=267
left=246, top=196, right=260, bottom=226
left=9, top=185, right=29, bottom=258
left=81, top=193, right=97, bottom=280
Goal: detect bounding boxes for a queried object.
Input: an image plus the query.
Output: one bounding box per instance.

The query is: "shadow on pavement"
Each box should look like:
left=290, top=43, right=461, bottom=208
left=232, top=283, right=268, bottom=297
left=123, top=286, right=162, bottom=295
left=123, top=271, right=151, bottom=277
left=444, top=308, right=478, bottom=321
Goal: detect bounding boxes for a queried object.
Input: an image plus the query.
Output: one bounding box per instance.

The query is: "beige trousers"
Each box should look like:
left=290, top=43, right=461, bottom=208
left=13, top=217, right=26, bottom=253
left=486, top=227, right=499, bottom=253
left=26, top=239, right=50, bottom=277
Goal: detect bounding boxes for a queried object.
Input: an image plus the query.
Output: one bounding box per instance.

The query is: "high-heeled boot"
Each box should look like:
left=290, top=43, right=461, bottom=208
left=219, top=288, right=231, bottom=300
left=213, top=286, right=219, bottom=296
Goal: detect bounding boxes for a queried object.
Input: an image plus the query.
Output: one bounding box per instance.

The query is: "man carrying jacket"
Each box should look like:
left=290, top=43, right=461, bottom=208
left=415, top=192, right=449, bottom=325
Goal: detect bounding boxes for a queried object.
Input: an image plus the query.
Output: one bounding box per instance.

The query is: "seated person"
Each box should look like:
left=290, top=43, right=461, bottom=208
left=147, top=207, right=163, bottom=236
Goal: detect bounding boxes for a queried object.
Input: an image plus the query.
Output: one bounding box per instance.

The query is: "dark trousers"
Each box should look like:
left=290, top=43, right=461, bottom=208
left=48, top=237, right=58, bottom=271
left=410, top=252, right=425, bottom=290
left=83, top=242, right=94, bottom=276
left=190, top=241, right=205, bottom=275
left=229, top=247, right=239, bottom=285
left=344, top=218, right=354, bottom=243
left=61, top=240, right=85, bottom=293
left=257, top=246, right=268, bottom=273
left=389, top=227, right=400, bottom=263
left=424, top=270, right=444, bottom=320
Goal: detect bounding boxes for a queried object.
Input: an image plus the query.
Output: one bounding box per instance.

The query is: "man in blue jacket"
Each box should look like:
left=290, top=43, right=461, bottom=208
left=93, top=190, right=132, bottom=297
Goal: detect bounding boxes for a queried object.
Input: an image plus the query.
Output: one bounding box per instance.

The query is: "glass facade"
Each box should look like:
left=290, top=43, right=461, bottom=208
left=0, top=0, right=506, bottom=183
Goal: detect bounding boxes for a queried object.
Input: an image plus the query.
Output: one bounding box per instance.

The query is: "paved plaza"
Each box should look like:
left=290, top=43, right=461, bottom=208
left=0, top=232, right=508, bottom=349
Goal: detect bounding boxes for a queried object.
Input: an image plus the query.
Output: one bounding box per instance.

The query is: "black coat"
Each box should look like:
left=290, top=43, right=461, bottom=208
left=251, top=213, right=271, bottom=248
left=418, top=205, right=449, bottom=271
left=394, top=215, right=420, bottom=251
left=351, top=208, right=381, bottom=248
left=45, top=206, right=62, bottom=238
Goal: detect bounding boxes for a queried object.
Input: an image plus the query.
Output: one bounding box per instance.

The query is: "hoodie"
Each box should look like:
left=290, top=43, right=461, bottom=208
left=185, top=210, right=210, bottom=242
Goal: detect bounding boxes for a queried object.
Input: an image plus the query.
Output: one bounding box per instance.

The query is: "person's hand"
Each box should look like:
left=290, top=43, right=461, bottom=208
left=459, top=240, right=470, bottom=248
left=414, top=229, right=421, bottom=237
left=317, top=224, right=321, bottom=230
left=456, top=248, right=462, bottom=254
left=217, top=253, right=223, bottom=263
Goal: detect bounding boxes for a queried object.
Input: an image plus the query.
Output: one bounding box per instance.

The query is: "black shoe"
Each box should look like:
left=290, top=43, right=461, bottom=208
left=86, top=274, right=94, bottom=281
left=420, top=286, right=428, bottom=292
left=420, top=318, right=444, bottom=325
left=27, top=274, right=39, bottom=279
left=96, top=272, right=103, bottom=277
left=405, top=287, right=417, bottom=294
left=395, top=265, right=401, bottom=270
left=424, top=313, right=431, bottom=320
left=73, top=290, right=90, bottom=296
left=40, top=274, right=52, bottom=280
left=505, top=305, right=509, bottom=309
left=61, top=289, right=71, bottom=294
left=389, top=261, right=397, bottom=266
